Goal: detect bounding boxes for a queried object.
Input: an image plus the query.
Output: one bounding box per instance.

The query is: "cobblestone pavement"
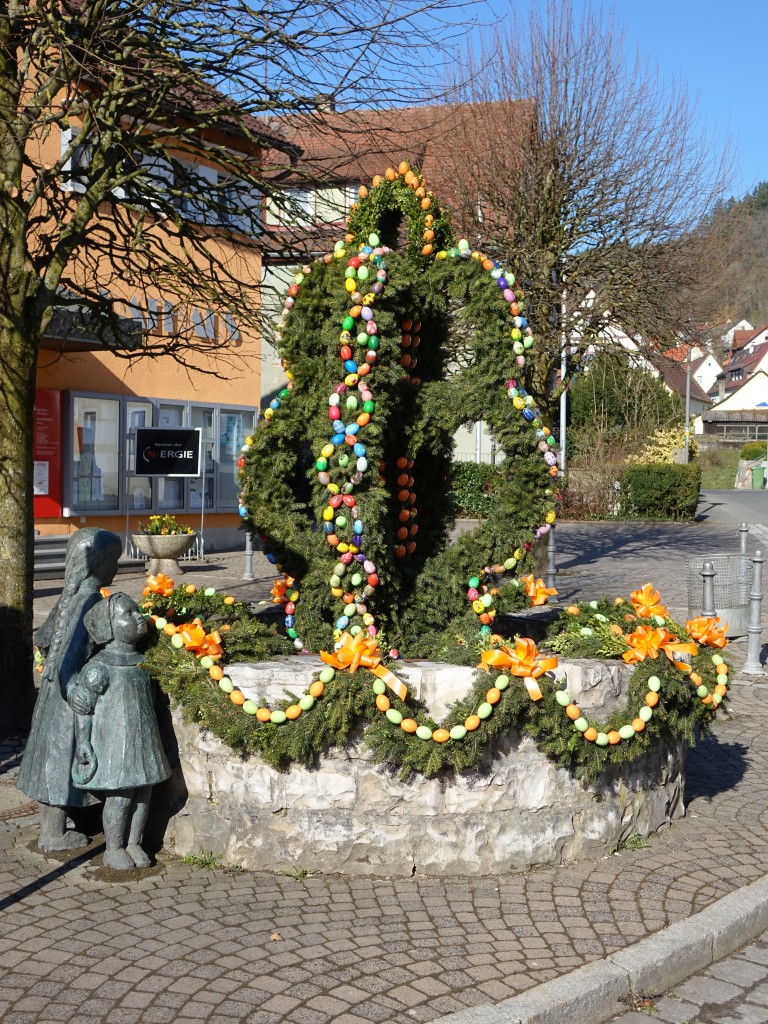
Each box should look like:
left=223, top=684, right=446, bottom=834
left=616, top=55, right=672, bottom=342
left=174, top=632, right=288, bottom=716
left=609, top=933, right=768, bottom=1023
left=1, top=517, right=765, bottom=1024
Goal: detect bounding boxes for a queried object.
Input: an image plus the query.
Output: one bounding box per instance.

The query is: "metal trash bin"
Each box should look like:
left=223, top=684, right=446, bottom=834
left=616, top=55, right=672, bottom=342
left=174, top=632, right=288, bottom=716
left=751, top=465, right=766, bottom=490
left=687, top=553, right=752, bottom=637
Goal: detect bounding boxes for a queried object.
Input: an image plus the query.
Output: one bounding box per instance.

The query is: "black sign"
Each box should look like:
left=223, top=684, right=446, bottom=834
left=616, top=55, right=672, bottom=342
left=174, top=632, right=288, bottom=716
left=135, top=428, right=201, bottom=477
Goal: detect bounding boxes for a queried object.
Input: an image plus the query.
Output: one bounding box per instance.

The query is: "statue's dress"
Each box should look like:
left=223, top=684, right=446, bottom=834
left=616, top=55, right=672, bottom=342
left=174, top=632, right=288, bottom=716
left=17, top=581, right=103, bottom=806
left=74, top=649, right=170, bottom=791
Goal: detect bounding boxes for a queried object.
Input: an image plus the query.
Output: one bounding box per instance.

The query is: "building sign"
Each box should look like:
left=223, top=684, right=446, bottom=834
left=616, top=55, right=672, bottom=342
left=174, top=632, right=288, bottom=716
left=135, top=428, right=201, bottom=477
left=33, top=389, right=62, bottom=517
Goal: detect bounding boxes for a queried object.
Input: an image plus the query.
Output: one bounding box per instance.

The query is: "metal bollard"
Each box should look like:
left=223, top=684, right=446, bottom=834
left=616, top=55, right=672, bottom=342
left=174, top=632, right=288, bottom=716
left=243, top=531, right=255, bottom=581
left=546, top=525, right=557, bottom=591
left=743, top=549, right=765, bottom=675
left=740, top=522, right=749, bottom=555
left=701, top=560, right=717, bottom=618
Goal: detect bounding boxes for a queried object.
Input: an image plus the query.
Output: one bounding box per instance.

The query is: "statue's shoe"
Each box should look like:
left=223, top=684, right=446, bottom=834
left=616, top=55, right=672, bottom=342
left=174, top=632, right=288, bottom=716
left=39, top=830, right=89, bottom=852
left=126, top=844, right=151, bottom=868
left=103, top=848, right=135, bottom=871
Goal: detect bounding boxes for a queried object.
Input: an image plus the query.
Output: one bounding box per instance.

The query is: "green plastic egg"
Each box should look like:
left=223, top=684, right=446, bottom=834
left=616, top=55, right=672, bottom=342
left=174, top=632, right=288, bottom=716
left=595, top=732, right=610, bottom=746
left=468, top=576, right=480, bottom=589
left=619, top=724, right=636, bottom=740
left=712, top=654, right=723, bottom=665
left=496, top=675, right=510, bottom=691
left=555, top=690, right=571, bottom=706
left=697, top=684, right=709, bottom=698
left=372, top=679, right=386, bottom=695
left=481, top=593, right=493, bottom=608
left=154, top=617, right=167, bottom=630
left=647, top=676, right=661, bottom=692
left=344, top=602, right=356, bottom=616
left=200, top=655, right=214, bottom=670
left=218, top=677, right=234, bottom=694
left=416, top=725, right=433, bottom=741
left=242, top=700, right=258, bottom=716
left=638, top=705, right=653, bottom=722
left=204, top=587, right=216, bottom=597
left=319, top=667, right=335, bottom=683
left=589, top=601, right=599, bottom=610
left=336, top=515, right=348, bottom=529
left=386, top=709, right=403, bottom=725
left=299, top=695, right=315, bottom=711
left=351, top=573, right=363, bottom=586
left=330, top=575, right=341, bottom=587
left=574, top=717, right=588, bottom=732
left=504, top=558, right=517, bottom=570
left=450, top=725, right=467, bottom=740
left=270, top=709, right=287, bottom=724
left=171, top=633, right=185, bottom=649
left=477, top=702, right=493, bottom=720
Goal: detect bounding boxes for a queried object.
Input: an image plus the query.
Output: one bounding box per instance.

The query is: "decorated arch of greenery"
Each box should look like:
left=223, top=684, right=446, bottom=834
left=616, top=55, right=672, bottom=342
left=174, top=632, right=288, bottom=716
left=138, top=164, right=729, bottom=782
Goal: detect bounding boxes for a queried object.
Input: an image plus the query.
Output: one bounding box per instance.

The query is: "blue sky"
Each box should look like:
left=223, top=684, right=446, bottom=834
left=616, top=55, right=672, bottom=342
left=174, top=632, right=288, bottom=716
left=471, top=1, right=767, bottom=200
left=603, top=0, right=767, bottom=198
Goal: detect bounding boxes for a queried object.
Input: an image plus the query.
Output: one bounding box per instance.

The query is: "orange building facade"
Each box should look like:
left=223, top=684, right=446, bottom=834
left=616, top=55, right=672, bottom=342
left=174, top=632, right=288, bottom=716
left=31, top=115, right=271, bottom=550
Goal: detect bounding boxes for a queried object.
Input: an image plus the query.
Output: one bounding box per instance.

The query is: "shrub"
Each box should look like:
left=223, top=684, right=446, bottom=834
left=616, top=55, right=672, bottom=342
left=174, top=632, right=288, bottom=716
left=450, top=461, right=501, bottom=518
left=741, top=441, right=768, bottom=460
left=626, top=424, right=699, bottom=465
left=619, top=462, right=701, bottom=521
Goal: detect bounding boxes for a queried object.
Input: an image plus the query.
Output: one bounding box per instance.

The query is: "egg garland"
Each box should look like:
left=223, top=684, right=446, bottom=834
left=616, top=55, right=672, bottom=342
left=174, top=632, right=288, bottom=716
left=237, top=167, right=563, bottom=729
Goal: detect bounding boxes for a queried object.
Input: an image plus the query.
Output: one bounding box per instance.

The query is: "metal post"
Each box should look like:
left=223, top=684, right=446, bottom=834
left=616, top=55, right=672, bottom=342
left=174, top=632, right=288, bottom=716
left=743, top=549, right=765, bottom=675
left=684, top=345, right=691, bottom=464
left=701, top=560, right=717, bottom=618
left=546, top=525, right=557, bottom=591
left=740, top=522, right=749, bottom=556
left=243, top=531, right=255, bottom=581
left=123, top=429, right=134, bottom=557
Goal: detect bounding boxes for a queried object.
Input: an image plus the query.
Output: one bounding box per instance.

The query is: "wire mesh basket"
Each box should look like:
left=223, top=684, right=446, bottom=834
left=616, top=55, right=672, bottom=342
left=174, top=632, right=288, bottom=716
left=687, top=553, right=752, bottom=637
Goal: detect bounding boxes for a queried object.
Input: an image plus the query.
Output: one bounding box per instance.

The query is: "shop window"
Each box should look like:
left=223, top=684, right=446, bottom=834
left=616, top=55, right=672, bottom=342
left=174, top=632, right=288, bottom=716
left=72, top=397, right=120, bottom=511
left=190, top=406, right=215, bottom=510
left=218, top=409, right=255, bottom=508
left=126, top=401, right=153, bottom=510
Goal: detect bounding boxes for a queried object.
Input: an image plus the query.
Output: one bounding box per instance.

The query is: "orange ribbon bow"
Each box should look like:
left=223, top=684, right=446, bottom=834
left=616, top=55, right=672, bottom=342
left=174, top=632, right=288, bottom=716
left=629, top=583, right=667, bottom=620
left=199, top=630, right=223, bottom=660
left=685, top=616, right=729, bottom=649
left=479, top=637, right=558, bottom=701
left=623, top=625, right=698, bottom=669
left=320, top=631, right=408, bottom=701
left=146, top=573, right=175, bottom=597
left=521, top=574, right=558, bottom=607
left=271, top=577, right=288, bottom=604
left=179, top=621, right=206, bottom=651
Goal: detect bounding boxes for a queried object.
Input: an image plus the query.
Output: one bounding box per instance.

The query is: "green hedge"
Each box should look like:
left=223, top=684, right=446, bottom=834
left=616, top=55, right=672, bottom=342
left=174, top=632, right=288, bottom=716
left=741, top=441, right=768, bottom=460
left=619, top=462, right=701, bottom=521
left=451, top=461, right=502, bottom=518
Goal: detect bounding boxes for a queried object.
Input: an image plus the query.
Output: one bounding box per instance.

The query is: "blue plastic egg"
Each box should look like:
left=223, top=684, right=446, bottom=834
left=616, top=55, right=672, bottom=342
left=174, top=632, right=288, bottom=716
left=353, top=442, right=366, bottom=457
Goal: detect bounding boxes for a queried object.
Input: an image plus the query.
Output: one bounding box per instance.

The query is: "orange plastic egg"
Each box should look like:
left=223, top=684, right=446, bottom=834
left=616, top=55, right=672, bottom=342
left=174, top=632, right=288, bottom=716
left=309, top=681, right=325, bottom=698
left=486, top=688, right=501, bottom=705
left=229, top=690, right=246, bottom=706
left=400, top=718, right=418, bottom=733
left=256, top=707, right=272, bottom=722
left=432, top=729, right=450, bottom=744
left=565, top=704, right=581, bottom=721
left=631, top=718, right=646, bottom=732
left=375, top=694, right=391, bottom=712
left=464, top=714, right=481, bottom=731
left=209, top=665, right=224, bottom=681
left=645, top=691, right=659, bottom=708
left=607, top=730, right=621, bottom=745
left=583, top=727, right=598, bottom=742
left=285, top=705, right=302, bottom=720
left=385, top=167, right=397, bottom=181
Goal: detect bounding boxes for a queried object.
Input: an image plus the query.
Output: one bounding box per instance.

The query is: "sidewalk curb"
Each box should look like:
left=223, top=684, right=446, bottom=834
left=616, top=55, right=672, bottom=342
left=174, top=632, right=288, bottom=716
left=436, top=874, right=768, bottom=1024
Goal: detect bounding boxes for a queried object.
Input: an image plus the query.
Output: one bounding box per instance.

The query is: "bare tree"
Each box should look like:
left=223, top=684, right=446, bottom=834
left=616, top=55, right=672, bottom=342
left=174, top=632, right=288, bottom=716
left=0, top=0, right=475, bottom=730
left=445, top=1, right=732, bottom=415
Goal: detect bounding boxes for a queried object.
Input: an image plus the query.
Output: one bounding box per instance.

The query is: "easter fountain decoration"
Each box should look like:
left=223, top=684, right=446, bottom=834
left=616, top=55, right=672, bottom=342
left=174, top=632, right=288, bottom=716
left=148, top=165, right=730, bottom=876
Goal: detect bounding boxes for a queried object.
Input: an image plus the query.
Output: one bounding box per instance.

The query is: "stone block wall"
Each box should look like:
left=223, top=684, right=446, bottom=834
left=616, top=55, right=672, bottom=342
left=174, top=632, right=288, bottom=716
left=155, top=657, right=685, bottom=877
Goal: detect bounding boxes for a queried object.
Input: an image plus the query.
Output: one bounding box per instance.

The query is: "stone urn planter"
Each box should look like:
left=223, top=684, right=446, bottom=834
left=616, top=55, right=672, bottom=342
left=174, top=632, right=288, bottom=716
left=132, top=532, right=196, bottom=576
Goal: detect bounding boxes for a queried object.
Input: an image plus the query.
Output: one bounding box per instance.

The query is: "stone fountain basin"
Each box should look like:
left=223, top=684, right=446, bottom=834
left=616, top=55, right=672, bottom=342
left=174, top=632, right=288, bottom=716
left=159, top=657, right=685, bottom=877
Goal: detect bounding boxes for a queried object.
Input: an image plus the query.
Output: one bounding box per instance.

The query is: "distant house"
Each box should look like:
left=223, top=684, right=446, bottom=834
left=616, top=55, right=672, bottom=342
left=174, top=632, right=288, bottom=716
left=698, top=330, right=768, bottom=442
left=647, top=353, right=714, bottom=419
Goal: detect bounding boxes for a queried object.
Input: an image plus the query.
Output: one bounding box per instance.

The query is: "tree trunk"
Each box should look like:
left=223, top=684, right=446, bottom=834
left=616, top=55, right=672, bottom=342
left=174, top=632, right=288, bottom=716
left=0, top=321, right=37, bottom=734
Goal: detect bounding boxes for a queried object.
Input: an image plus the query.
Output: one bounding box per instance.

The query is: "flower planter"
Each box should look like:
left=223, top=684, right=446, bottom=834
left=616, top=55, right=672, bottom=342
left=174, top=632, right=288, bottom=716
left=132, top=532, right=196, bottom=576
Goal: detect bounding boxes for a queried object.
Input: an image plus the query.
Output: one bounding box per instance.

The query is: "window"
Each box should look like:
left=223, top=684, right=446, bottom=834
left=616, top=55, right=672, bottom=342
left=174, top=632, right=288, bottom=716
left=65, top=393, right=256, bottom=515
left=71, top=397, right=120, bottom=511
left=265, top=187, right=315, bottom=227
left=222, top=177, right=262, bottom=234
left=173, top=160, right=218, bottom=223
left=61, top=127, right=92, bottom=193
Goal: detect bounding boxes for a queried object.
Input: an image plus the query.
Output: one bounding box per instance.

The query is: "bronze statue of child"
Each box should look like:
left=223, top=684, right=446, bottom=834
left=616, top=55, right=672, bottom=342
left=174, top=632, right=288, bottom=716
left=18, top=528, right=122, bottom=851
left=71, top=593, right=170, bottom=871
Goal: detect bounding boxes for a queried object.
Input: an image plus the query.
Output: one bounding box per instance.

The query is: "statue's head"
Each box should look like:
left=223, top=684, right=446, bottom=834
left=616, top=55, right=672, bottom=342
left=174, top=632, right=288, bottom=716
left=64, top=528, right=122, bottom=589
